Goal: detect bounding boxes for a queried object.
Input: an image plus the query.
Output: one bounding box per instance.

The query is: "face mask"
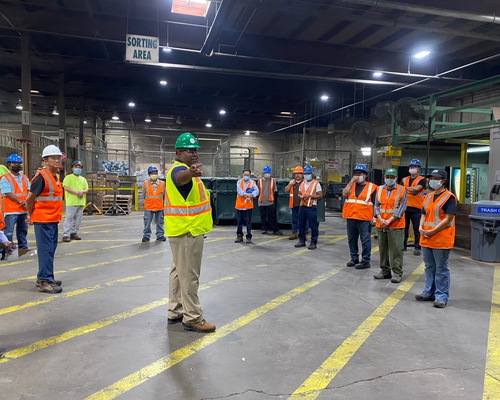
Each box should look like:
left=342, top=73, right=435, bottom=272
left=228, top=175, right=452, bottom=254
left=385, top=178, right=395, bottom=186
left=304, top=174, right=312, bottom=181
left=150, top=175, right=158, bottom=180
left=243, top=176, right=250, bottom=181
left=74, top=168, right=82, bottom=175
left=409, top=168, right=418, bottom=175
left=429, top=180, right=442, bottom=189
left=358, top=175, right=365, bottom=183
left=264, top=173, right=270, bottom=179
left=11, top=166, right=22, bottom=173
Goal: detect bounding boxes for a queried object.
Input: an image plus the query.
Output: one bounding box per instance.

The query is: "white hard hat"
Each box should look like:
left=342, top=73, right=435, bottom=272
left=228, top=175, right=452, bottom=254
left=42, top=145, right=63, bottom=158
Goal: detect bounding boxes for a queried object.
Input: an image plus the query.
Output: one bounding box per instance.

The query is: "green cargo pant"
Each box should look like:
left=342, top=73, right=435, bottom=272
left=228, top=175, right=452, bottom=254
left=378, top=228, right=405, bottom=276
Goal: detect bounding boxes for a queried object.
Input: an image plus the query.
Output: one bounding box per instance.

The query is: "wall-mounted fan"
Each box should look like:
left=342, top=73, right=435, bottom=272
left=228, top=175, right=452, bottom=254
left=393, top=97, right=426, bottom=132
left=349, top=121, right=377, bottom=147
left=374, top=101, right=396, bottom=120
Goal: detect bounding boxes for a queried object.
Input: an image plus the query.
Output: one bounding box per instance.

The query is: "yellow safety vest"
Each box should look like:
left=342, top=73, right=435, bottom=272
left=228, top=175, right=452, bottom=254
left=164, top=161, right=213, bottom=237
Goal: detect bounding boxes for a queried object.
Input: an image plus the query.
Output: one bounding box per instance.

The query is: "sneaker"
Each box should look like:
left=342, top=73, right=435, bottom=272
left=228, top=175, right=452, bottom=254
left=273, top=231, right=283, bottom=236
left=289, top=231, right=298, bottom=240
left=156, top=236, right=167, bottom=241
left=62, top=237, right=70, bottom=243
left=37, top=280, right=62, bottom=293
left=434, top=300, right=447, bottom=308
left=415, top=293, right=435, bottom=301
left=167, top=316, right=183, bottom=325
left=141, top=237, right=150, bottom=242
left=308, top=243, right=317, bottom=250
left=294, top=241, right=306, bottom=248
left=346, top=259, right=359, bottom=267
left=36, top=278, right=62, bottom=287
left=261, top=230, right=268, bottom=234
left=234, top=235, right=243, bottom=243
left=414, top=249, right=421, bottom=256
left=374, top=270, right=392, bottom=279
left=391, top=275, right=402, bottom=283
left=246, top=238, right=252, bottom=244
left=355, top=261, right=371, bottom=269
left=182, top=319, right=216, bottom=333
left=70, top=233, right=81, bottom=240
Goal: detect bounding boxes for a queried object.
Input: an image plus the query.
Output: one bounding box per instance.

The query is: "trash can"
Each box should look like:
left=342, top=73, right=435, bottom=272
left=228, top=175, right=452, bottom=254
left=469, top=200, right=500, bottom=262
left=212, top=178, right=238, bottom=225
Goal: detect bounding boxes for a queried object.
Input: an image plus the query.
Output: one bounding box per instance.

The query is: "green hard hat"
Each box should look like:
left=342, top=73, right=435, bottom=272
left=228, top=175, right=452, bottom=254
left=175, top=132, right=200, bottom=149
left=384, top=168, right=398, bottom=176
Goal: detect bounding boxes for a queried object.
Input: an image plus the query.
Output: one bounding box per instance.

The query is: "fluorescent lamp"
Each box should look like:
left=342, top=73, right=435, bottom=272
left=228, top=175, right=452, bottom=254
left=128, top=101, right=135, bottom=107
left=414, top=51, right=431, bottom=59
left=205, top=119, right=212, bottom=128
left=83, top=120, right=88, bottom=124
left=467, top=146, right=490, bottom=153
left=321, top=95, right=329, bottom=101
left=52, top=106, right=59, bottom=116
left=280, top=111, right=292, bottom=115
left=112, top=111, right=119, bottom=121
left=145, top=114, right=152, bottom=123
left=163, top=47, right=172, bottom=53
left=16, top=100, right=22, bottom=110
left=219, top=109, right=226, bottom=115
left=160, top=80, right=167, bottom=85
left=245, top=130, right=250, bottom=136
left=373, top=71, right=383, bottom=78
left=361, top=147, right=371, bottom=156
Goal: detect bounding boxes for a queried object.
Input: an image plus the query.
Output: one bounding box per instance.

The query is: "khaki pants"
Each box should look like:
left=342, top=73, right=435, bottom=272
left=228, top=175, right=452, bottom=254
left=168, top=233, right=205, bottom=323
left=378, top=228, right=404, bottom=276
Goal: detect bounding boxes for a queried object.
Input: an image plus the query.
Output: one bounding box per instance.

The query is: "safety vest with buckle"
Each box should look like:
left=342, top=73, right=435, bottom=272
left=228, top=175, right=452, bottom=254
left=31, top=169, right=63, bottom=223
left=299, top=180, right=320, bottom=207
left=342, top=182, right=377, bottom=221
left=420, top=190, right=456, bottom=249
left=258, top=178, right=275, bottom=202
left=375, top=184, right=406, bottom=229
left=3, top=172, right=29, bottom=214
left=402, top=176, right=426, bottom=209
left=164, top=161, right=213, bottom=237
left=235, top=179, right=256, bottom=210
left=144, top=179, right=165, bottom=211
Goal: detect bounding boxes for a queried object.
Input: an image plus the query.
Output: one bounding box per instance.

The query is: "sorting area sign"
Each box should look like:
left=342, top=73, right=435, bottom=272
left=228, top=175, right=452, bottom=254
left=126, top=35, right=159, bottom=63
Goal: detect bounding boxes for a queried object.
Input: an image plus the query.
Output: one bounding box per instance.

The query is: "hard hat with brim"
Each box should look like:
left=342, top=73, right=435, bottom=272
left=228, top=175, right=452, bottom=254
left=303, top=165, right=314, bottom=174
left=72, top=160, right=83, bottom=167
left=175, top=132, right=200, bottom=149
left=293, top=166, right=303, bottom=173
left=354, top=164, right=368, bottom=173
left=7, top=154, right=22, bottom=163
left=42, top=145, right=63, bottom=158
left=409, top=159, right=422, bottom=167
left=384, top=168, right=398, bottom=176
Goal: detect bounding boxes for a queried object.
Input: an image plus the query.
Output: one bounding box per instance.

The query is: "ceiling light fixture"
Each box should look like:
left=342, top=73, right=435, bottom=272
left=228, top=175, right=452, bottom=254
left=413, top=50, right=431, bottom=59
left=163, top=47, right=172, bottom=53
left=280, top=111, right=292, bottom=115
left=145, top=113, right=152, bottom=123
left=52, top=106, right=59, bottom=116
left=205, top=119, right=212, bottom=128
left=112, top=111, right=120, bottom=121
left=128, top=101, right=135, bottom=107
left=16, top=100, right=22, bottom=110
left=219, top=109, right=226, bottom=115
left=245, top=130, right=250, bottom=136
left=160, top=80, right=167, bottom=85
left=467, top=146, right=490, bottom=153
left=83, top=120, right=88, bottom=124
left=361, top=147, right=372, bottom=156
left=176, top=116, right=182, bottom=125
left=18, top=89, right=40, bottom=94
left=373, top=71, right=383, bottom=78
left=320, top=95, right=329, bottom=101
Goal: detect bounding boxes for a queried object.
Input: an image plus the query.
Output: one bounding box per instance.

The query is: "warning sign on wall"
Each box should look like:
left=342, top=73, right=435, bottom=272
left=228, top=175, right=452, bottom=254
left=326, top=159, right=339, bottom=172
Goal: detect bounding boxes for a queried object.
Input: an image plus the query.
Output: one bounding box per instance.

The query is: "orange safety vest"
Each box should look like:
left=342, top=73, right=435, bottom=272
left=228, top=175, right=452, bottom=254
left=0, top=212, right=5, bottom=231
left=31, top=169, right=63, bottom=223
left=235, top=179, right=256, bottom=210
left=299, top=180, right=320, bottom=207
left=289, top=181, right=303, bottom=208
left=375, top=184, right=406, bottom=229
left=144, top=179, right=165, bottom=211
left=258, top=178, right=275, bottom=202
left=420, top=190, right=456, bottom=249
left=3, top=172, right=29, bottom=214
left=342, top=182, right=377, bottom=221
left=402, top=176, right=426, bottom=209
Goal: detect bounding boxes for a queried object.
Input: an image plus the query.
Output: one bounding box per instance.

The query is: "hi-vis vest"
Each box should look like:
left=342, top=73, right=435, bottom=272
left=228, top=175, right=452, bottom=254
left=31, top=169, right=63, bottom=223
left=375, top=184, right=406, bottom=229
left=144, top=179, right=165, bottom=211
left=420, top=190, right=456, bottom=249
left=235, top=179, right=256, bottom=210
left=164, top=161, right=213, bottom=237
left=0, top=212, right=5, bottom=231
left=258, top=178, right=275, bottom=202
left=289, top=181, right=302, bottom=208
left=3, top=172, right=29, bottom=214
left=342, top=183, right=376, bottom=221
left=299, top=180, right=320, bottom=207
left=402, top=176, right=425, bottom=209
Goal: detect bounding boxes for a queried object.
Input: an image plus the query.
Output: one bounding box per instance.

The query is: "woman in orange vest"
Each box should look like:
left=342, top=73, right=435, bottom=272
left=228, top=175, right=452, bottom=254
left=235, top=169, right=259, bottom=244
left=142, top=166, right=166, bottom=242
left=416, top=169, right=457, bottom=308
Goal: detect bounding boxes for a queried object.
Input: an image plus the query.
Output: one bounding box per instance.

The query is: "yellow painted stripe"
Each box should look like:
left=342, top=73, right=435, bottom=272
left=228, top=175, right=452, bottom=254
left=207, top=237, right=287, bottom=259
left=84, top=267, right=344, bottom=400
left=65, top=250, right=97, bottom=256
left=102, top=244, right=131, bottom=250
left=0, top=259, right=35, bottom=268
left=288, top=262, right=425, bottom=400
left=483, top=265, right=500, bottom=400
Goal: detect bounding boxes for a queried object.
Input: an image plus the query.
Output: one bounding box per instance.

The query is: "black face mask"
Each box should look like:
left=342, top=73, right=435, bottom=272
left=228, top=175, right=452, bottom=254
left=11, top=166, right=22, bottom=173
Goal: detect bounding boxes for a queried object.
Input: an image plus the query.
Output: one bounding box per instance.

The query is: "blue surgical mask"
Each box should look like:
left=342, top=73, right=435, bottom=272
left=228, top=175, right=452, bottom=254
left=264, top=173, right=270, bottom=179
left=384, top=178, right=395, bottom=186
left=74, top=168, right=82, bottom=175
left=304, top=174, right=312, bottom=181
left=429, top=180, right=442, bottom=189
left=243, top=176, right=250, bottom=181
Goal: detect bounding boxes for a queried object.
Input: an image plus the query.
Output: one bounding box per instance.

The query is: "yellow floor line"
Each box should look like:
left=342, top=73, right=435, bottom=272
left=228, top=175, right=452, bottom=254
left=84, top=267, right=345, bottom=400
left=288, top=262, right=425, bottom=400
left=64, top=250, right=97, bottom=256
left=483, top=265, right=500, bottom=400
left=102, top=244, right=131, bottom=250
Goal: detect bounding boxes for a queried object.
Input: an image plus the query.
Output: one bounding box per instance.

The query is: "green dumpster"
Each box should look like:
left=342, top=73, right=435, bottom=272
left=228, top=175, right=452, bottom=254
left=212, top=178, right=238, bottom=225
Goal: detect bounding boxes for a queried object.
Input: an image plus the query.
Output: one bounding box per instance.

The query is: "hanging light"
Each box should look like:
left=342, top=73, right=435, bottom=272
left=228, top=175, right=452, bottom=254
left=16, top=100, right=22, bottom=110
left=159, top=80, right=167, bottom=86
left=176, top=116, right=182, bottom=125
left=83, top=120, right=88, bottom=124
left=145, top=113, right=152, bottom=123
left=219, top=109, right=226, bottom=115
left=245, top=130, right=250, bottom=136
left=205, top=119, right=212, bottom=128
left=128, top=101, right=135, bottom=107
left=112, top=111, right=120, bottom=121
left=52, top=106, right=59, bottom=116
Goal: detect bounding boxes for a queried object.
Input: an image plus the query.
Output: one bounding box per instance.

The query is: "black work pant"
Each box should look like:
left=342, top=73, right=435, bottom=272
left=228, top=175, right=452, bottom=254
left=259, top=204, right=279, bottom=232
left=404, top=209, right=422, bottom=249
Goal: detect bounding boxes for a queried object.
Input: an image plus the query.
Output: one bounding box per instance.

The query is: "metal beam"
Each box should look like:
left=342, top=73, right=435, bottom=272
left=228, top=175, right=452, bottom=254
left=201, top=0, right=237, bottom=56
left=459, top=143, right=468, bottom=203
left=434, top=98, right=500, bottom=115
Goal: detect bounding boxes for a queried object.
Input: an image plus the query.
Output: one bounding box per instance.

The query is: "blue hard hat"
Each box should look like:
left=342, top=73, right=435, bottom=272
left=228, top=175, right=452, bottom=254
left=409, top=159, right=422, bottom=167
left=72, top=160, right=83, bottom=167
left=263, top=165, right=272, bottom=173
left=354, top=164, right=368, bottom=173
left=303, top=165, right=313, bottom=174
left=7, top=154, right=22, bottom=163
left=148, top=166, right=158, bottom=174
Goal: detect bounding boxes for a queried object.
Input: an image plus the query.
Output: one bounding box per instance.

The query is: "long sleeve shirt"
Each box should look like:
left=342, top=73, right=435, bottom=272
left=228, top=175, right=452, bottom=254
left=237, top=179, right=259, bottom=198
left=374, top=184, right=407, bottom=219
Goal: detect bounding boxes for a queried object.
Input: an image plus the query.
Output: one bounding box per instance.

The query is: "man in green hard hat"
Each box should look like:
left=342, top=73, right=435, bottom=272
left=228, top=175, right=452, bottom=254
left=373, top=168, right=407, bottom=283
left=164, top=132, right=215, bottom=333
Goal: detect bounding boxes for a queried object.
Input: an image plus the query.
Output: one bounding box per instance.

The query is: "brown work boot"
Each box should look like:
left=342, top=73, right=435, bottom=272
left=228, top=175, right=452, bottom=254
left=62, top=237, right=70, bottom=242
left=391, top=275, right=402, bottom=283
left=36, top=278, right=62, bottom=287
left=234, top=234, right=243, bottom=243
left=288, top=231, right=298, bottom=240
left=37, top=280, right=62, bottom=293
left=182, top=319, right=216, bottom=333
left=70, top=233, right=82, bottom=240
left=374, top=269, right=392, bottom=279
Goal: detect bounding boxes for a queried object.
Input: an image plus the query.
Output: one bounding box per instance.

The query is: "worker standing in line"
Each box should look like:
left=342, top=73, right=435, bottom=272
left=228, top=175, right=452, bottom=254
left=62, top=161, right=89, bottom=242
left=164, top=133, right=215, bottom=333
left=401, top=159, right=426, bottom=256
left=285, top=166, right=308, bottom=240
left=1, top=154, right=30, bottom=252
left=373, top=168, right=407, bottom=283
left=25, top=145, right=64, bottom=294
left=294, top=165, right=322, bottom=250
left=258, top=165, right=283, bottom=235
left=235, top=169, right=259, bottom=244
left=416, top=169, right=457, bottom=309
left=142, top=166, right=166, bottom=242
left=342, top=164, right=377, bottom=269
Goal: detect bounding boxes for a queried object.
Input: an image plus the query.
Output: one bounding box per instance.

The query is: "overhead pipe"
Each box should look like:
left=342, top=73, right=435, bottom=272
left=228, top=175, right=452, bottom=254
left=201, top=0, right=237, bottom=56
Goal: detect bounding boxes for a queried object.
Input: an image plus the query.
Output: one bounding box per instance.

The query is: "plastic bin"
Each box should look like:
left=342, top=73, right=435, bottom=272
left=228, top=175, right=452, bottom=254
left=469, top=200, right=500, bottom=262
left=211, top=178, right=239, bottom=224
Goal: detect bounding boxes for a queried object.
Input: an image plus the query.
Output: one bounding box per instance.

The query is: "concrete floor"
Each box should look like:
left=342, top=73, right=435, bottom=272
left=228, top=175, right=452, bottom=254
left=0, top=212, right=497, bottom=399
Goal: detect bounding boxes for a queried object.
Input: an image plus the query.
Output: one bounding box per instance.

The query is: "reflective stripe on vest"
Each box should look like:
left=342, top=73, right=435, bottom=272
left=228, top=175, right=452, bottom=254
left=342, top=182, right=376, bottom=221
left=144, top=180, right=164, bottom=210
left=423, top=191, right=455, bottom=228
left=299, top=180, right=319, bottom=207
left=258, top=178, right=275, bottom=202
left=420, top=190, right=456, bottom=249
left=3, top=173, right=29, bottom=214
left=35, top=170, right=62, bottom=202
left=344, top=183, right=374, bottom=205
left=376, top=185, right=406, bottom=229
left=235, top=179, right=255, bottom=209
left=403, top=176, right=425, bottom=209
left=31, top=169, right=63, bottom=223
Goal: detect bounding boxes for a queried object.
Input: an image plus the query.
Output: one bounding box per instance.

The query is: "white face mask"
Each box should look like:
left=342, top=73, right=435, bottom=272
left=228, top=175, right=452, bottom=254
left=243, top=176, right=250, bottom=181
left=150, top=175, right=158, bottom=180
left=409, top=168, right=418, bottom=175
left=358, top=175, right=365, bottom=183
left=429, top=180, right=442, bottom=190
left=264, top=173, right=271, bottom=179
left=304, top=174, right=312, bottom=181
left=385, top=178, right=396, bottom=186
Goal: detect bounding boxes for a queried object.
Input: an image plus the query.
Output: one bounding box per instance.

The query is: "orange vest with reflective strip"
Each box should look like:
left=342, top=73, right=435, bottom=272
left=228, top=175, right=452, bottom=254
left=375, top=184, right=406, bottom=229
left=420, top=190, right=456, bottom=249
left=289, top=182, right=302, bottom=208
left=235, top=179, right=256, bottom=210
left=3, top=172, right=30, bottom=214
left=0, top=212, right=5, bottom=230
left=144, top=179, right=165, bottom=211
left=299, top=180, right=319, bottom=207
left=342, top=183, right=377, bottom=221
left=258, top=178, right=275, bottom=202
left=402, top=176, right=425, bottom=209
left=31, top=169, right=63, bottom=223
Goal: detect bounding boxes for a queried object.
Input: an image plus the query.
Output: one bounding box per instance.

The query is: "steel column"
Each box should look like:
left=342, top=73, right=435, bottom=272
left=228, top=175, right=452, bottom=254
left=58, top=73, right=66, bottom=154
left=459, top=143, right=468, bottom=203
left=79, top=97, right=85, bottom=146
left=21, top=33, right=32, bottom=175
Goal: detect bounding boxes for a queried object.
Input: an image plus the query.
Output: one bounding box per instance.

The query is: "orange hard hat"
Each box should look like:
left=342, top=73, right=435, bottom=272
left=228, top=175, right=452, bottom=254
left=293, top=166, right=303, bottom=173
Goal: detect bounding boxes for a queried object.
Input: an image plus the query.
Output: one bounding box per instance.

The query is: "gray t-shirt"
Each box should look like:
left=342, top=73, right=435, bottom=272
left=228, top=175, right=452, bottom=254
left=259, top=178, right=277, bottom=207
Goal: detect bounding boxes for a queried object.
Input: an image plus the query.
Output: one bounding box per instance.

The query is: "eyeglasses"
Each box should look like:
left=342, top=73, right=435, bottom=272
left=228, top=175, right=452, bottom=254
left=180, top=148, right=199, bottom=154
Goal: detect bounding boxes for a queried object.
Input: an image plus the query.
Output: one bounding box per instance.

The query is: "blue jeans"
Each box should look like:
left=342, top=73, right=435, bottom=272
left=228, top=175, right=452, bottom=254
left=298, top=206, right=318, bottom=244
left=346, top=219, right=372, bottom=263
left=237, top=209, right=253, bottom=239
left=143, top=210, right=165, bottom=239
left=4, top=213, right=28, bottom=249
left=34, top=223, right=59, bottom=282
left=292, top=206, right=309, bottom=233
left=422, top=247, right=451, bottom=302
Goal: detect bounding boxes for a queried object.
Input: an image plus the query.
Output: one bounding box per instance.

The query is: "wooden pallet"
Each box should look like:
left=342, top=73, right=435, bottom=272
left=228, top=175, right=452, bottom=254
left=102, top=195, right=133, bottom=215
